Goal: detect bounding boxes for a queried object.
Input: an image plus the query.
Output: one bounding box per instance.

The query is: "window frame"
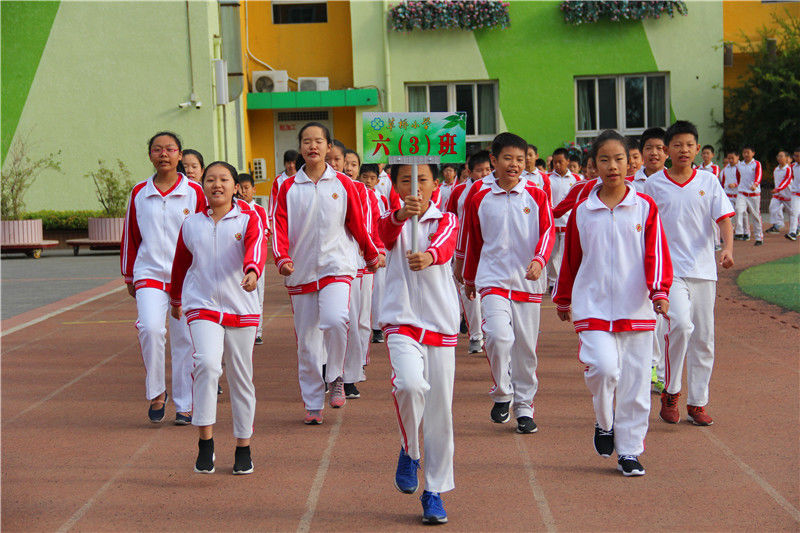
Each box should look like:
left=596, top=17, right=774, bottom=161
left=574, top=73, right=670, bottom=140
left=405, top=81, right=499, bottom=145
left=271, top=1, right=328, bottom=25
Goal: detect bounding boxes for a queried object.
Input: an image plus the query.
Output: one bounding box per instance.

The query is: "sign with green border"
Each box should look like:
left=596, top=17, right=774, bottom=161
left=362, top=112, right=467, bottom=164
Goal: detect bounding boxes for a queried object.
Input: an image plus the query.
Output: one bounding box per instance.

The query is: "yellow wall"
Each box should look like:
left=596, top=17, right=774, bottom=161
left=240, top=0, right=355, bottom=188
left=723, top=0, right=800, bottom=89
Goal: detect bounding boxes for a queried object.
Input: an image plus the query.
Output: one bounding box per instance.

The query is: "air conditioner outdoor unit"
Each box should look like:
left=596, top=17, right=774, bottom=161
left=251, top=71, right=289, bottom=93
left=252, top=158, right=267, bottom=181
left=297, top=77, right=329, bottom=92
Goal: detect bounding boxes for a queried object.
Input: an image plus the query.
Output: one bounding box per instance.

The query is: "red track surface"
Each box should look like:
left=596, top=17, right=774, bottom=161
left=2, top=236, right=798, bottom=531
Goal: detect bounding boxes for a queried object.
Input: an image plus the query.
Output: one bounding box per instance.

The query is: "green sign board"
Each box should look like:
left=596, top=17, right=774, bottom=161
left=362, top=112, right=467, bottom=164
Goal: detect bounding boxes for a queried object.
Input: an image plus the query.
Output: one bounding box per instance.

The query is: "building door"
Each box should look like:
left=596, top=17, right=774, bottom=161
left=274, top=110, right=333, bottom=175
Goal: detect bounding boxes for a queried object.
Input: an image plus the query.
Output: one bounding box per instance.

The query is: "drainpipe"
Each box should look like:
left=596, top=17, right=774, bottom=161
left=383, top=0, right=392, bottom=111
left=213, top=36, right=226, bottom=160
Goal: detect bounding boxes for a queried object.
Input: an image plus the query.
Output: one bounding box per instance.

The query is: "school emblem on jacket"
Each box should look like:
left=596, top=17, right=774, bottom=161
left=234, top=232, right=242, bottom=241
left=699, top=190, right=705, bottom=196
left=523, top=207, right=531, bottom=214
left=428, top=232, right=436, bottom=241
left=332, top=193, right=339, bottom=199
left=635, top=224, right=642, bottom=232
left=183, top=208, right=190, bottom=215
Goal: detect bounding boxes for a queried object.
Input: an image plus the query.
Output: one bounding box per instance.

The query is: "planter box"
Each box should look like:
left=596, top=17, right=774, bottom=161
left=88, top=217, right=124, bottom=241
left=1, top=219, right=44, bottom=245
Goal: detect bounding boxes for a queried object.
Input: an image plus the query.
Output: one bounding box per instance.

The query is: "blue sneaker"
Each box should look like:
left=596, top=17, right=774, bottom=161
left=394, top=447, right=420, bottom=494
left=148, top=392, right=168, bottom=423
left=421, top=491, right=447, bottom=524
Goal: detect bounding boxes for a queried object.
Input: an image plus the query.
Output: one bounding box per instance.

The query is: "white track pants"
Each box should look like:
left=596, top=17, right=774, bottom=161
left=458, top=282, right=483, bottom=342
left=579, top=330, right=651, bottom=457
left=769, top=197, right=791, bottom=227
left=371, top=268, right=385, bottom=330
left=652, top=315, right=667, bottom=382
left=481, top=294, right=540, bottom=418
left=360, top=274, right=373, bottom=366
left=735, top=195, right=763, bottom=239
left=343, top=277, right=363, bottom=384
left=790, top=196, right=800, bottom=234
left=188, top=320, right=256, bottom=438
left=135, top=287, right=193, bottom=412
left=256, top=274, right=265, bottom=338
left=665, top=277, right=716, bottom=406
left=546, top=232, right=565, bottom=288
left=388, top=334, right=455, bottom=494
left=290, top=282, right=351, bottom=410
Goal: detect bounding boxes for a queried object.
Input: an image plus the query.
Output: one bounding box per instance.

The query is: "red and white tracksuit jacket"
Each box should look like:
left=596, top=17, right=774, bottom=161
left=736, top=159, right=762, bottom=196
left=699, top=163, right=720, bottom=179
left=121, top=174, right=206, bottom=287
left=270, top=165, right=379, bottom=293
left=239, top=199, right=269, bottom=240
left=438, top=182, right=456, bottom=211
left=553, top=178, right=599, bottom=220
left=720, top=164, right=740, bottom=200
left=553, top=183, right=673, bottom=332
left=523, top=170, right=552, bottom=203
left=772, top=164, right=793, bottom=201
left=377, top=204, right=460, bottom=340
left=268, top=171, right=292, bottom=221
left=548, top=170, right=579, bottom=229
left=169, top=204, right=266, bottom=325
left=462, top=179, right=554, bottom=297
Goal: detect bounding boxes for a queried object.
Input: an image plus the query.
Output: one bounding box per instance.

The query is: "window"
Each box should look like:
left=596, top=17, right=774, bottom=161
left=272, top=2, right=327, bottom=24
left=575, top=74, right=668, bottom=143
left=406, top=81, right=498, bottom=155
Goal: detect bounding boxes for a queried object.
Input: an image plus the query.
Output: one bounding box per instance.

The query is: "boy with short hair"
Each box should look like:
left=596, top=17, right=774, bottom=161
left=735, top=145, right=764, bottom=245
left=626, top=138, right=643, bottom=177
left=526, top=144, right=539, bottom=174
left=545, top=148, right=578, bottom=292
left=721, top=150, right=744, bottom=238
left=379, top=162, right=459, bottom=524
left=644, top=120, right=734, bottom=426
left=699, top=145, right=720, bottom=179
left=463, top=132, right=554, bottom=434
left=439, top=163, right=458, bottom=209
left=766, top=151, right=794, bottom=234
left=568, top=154, right=583, bottom=180
left=238, top=173, right=269, bottom=344
left=787, top=147, right=800, bottom=241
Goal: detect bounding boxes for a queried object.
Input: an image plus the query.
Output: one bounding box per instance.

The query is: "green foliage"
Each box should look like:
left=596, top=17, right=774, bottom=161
left=721, top=13, right=800, bottom=181
left=85, top=159, right=134, bottom=217
left=1, top=135, right=61, bottom=220
left=389, top=1, right=510, bottom=31
left=560, top=1, right=687, bottom=25
left=22, top=210, right=104, bottom=231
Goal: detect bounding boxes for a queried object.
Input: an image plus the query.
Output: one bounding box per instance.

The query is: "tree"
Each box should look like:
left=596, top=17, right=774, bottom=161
left=1, top=134, right=61, bottom=220
left=86, top=159, right=135, bottom=217
left=722, top=13, right=800, bottom=184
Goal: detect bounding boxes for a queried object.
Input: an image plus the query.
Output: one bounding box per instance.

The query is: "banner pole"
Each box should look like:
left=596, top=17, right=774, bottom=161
left=411, top=163, right=419, bottom=253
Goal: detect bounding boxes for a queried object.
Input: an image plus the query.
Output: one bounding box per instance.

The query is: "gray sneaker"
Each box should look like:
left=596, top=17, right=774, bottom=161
left=468, top=339, right=483, bottom=353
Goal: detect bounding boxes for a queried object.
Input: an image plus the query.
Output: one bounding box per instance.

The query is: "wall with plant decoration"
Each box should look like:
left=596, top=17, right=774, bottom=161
left=388, top=0, right=510, bottom=31
left=560, top=1, right=688, bottom=25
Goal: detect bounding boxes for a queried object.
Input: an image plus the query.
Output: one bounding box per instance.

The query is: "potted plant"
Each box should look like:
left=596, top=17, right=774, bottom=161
left=85, top=159, right=134, bottom=243
left=1, top=136, right=61, bottom=256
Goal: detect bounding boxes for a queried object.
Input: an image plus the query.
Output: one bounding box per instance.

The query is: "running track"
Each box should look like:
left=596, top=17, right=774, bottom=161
left=2, top=237, right=798, bottom=531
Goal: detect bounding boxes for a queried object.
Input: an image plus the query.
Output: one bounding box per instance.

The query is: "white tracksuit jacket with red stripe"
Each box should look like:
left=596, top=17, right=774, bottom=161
left=353, top=178, right=386, bottom=272
left=270, top=165, right=379, bottom=290
left=553, top=178, right=599, bottom=220
left=548, top=170, right=579, bottom=228
left=772, top=165, right=794, bottom=201
left=553, top=183, right=673, bottom=333
left=720, top=164, right=741, bottom=198
left=169, top=204, right=266, bottom=326
left=377, top=204, right=460, bottom=343
left=736, top=159, right=762, bottom=196
left=462, top=179, right=555, bottom=298
left=121, top=174, right=206, bottom=286
left=699, top=163, right=720, bottom=179
left=236, top=198, right=269, bottom=241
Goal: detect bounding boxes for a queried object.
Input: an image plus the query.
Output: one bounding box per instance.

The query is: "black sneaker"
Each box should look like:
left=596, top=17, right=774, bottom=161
left=733, top=234, right=742, bottom=241
left=371, top=329, right=384, bottom=343
left=593, top=424, right=614, bottom=457
left=743, top=234, right=751, bottom=241
left=194, top=438, right=215, bottom=474
left=233, top=445, right=253, bottom=475
left=516, top=416, right=538, bottom=434
left=617, top=455, right=645, bottom=476
left=765, top=225, right=781, bottom=234
left=490, top=401, right=511, bottom=424
left=344, top=382, right=361, bottom=399
left=786, top=232, right=797, bottom=241
left=254, top=336, right=263, bottom=345
left=754, top=240, right=763, bottom=246
left=459, top=317, right=468, bottom=334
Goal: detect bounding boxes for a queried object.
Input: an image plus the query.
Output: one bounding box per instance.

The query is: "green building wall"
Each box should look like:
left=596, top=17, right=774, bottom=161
left=1, top=1, right=244, bottom=213
left=352, top=0, right=722, bottom=157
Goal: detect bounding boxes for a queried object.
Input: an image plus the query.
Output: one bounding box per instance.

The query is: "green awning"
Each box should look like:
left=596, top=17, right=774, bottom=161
left=246, top=88, right=378, bottom=110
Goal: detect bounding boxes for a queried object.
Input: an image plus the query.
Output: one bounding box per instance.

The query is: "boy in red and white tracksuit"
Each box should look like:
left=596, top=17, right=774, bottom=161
left=378, top=163, right=459, bottom=522
left=237, top=176, right=269, bottom=342
left=788, top=151, right=800, bottom=240
left=767, top=153, right=793, bottom=233
left=544, top=149, right=577, bottom=291
left=735, top=149, right=763, bottom=243
left=462, top=141, right=554, bottom=433
left=121, top=172, right=205, bottom=419
left=271, top=164, right=379, bottom=419
left=170, top=192, right=265, bottom=473
left=554, top=179, right=672, bottom=471
left=721, top=152, right=743, bottom=235
left=644, top=121, right=735, bottom=426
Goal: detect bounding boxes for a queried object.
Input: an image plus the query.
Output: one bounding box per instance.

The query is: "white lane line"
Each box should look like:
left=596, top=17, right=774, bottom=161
left=701, top=429, right=800, bottom=523
left=297, top=411, right=343, bottom=533
left=2, top=284, right=126, bottom=337
left=515, top=434, right=557, bottom=532
left=55, top=430, right=161, bottom=533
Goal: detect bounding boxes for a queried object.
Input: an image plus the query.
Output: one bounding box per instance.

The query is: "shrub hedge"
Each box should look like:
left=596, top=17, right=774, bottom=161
left=22, top=210, right=106, bottom=231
